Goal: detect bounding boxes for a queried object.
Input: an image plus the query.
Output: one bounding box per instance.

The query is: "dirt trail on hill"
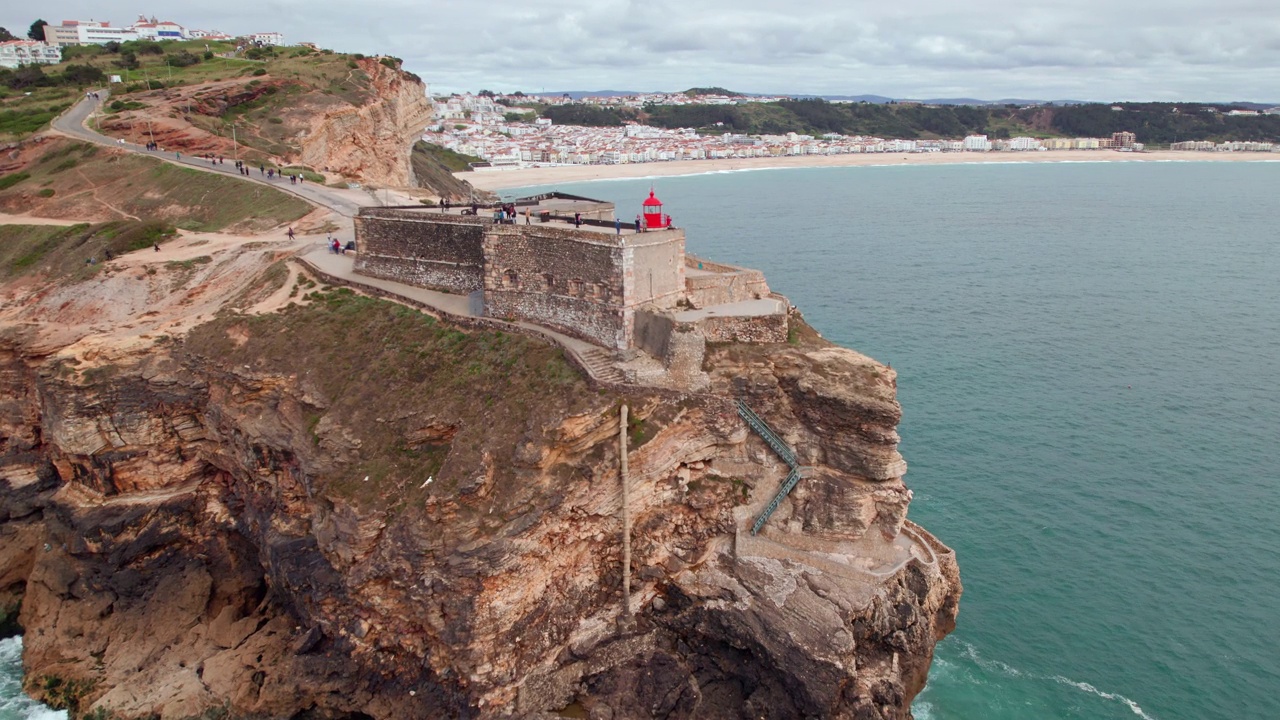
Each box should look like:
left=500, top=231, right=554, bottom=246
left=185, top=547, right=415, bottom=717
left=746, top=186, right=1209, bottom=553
left=0, top=212, right=334, bottom=363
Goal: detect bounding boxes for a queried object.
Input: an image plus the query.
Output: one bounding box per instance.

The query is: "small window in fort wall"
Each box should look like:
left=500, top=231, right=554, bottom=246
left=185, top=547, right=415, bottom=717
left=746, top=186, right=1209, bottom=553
left=591, top=283, right=606, bottom=300
left=543, top=273, right=555, bottom=291
left=503, top=269, right=518, bottom=289
left=568, top=279, right=584, bottom=296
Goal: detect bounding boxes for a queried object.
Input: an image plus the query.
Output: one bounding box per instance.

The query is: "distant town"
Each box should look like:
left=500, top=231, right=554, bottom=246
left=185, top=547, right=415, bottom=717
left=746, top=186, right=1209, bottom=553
left=426, top=91, right=1280, bottom=169
left=0, top=15, right=282, bottom=70
left=4, top=17, right=1279, bottom=169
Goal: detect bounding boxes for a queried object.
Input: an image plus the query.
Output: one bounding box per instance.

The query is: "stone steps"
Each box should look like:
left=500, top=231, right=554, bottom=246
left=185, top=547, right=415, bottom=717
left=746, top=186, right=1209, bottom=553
left=579, top=349, right=625, bottom=383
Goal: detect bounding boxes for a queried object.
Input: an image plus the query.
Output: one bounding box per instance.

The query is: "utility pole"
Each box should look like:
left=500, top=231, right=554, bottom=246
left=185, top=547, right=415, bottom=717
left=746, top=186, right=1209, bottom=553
left=231, top=124, right=238, bottom=162
left=619, top=404, right=633, bottom=623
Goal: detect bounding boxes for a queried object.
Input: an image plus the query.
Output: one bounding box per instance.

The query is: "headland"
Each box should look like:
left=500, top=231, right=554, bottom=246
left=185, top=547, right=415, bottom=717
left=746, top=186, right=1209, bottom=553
left=0, top=90, right=961, bottom=719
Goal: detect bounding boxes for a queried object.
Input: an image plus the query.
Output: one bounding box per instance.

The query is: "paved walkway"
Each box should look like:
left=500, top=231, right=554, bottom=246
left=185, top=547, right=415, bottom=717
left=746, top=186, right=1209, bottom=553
left=52, top=92, right=418, bottom=222
left=673, top=297, right=786, bottom=322
left=299, top=246, right=626, bottom=383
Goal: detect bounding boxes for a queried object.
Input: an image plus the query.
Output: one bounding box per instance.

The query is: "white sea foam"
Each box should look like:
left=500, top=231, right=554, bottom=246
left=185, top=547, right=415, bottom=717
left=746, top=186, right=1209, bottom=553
left=952, top=641, right=1159, bottom=719
left=0, top=637, right=69, bottom=720
left=1049, top=676, right=1159, bottom=720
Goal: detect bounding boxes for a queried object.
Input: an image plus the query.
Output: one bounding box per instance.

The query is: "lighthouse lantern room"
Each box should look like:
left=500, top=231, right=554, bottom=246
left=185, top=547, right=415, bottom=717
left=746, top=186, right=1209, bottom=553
left=641, top=190, right=670, bottom=230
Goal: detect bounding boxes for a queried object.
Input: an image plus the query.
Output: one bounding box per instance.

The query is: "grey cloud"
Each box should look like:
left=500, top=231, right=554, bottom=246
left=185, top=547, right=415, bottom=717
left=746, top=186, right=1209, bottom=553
left=10, top=0, right=1280, bottom=100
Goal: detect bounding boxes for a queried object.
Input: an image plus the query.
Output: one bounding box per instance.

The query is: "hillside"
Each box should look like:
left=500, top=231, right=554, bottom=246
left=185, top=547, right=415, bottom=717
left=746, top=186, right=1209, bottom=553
left=0, top=137, right=312, bottom=232
left=409, top=141, right=487, bottom=202
left=540, top=98, right=1280, bottom=144
left=1, top=40, right=476, bottom=195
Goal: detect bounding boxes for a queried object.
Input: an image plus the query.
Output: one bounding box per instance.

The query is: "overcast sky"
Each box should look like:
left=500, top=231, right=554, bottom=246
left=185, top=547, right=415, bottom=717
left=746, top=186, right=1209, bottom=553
left=8, top=1, right=1280, bottom=101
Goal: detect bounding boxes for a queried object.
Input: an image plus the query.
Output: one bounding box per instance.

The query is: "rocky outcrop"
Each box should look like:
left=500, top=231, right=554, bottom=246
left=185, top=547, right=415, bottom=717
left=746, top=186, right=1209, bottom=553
left=298, top=60, right=435, bottom=188
left=0, top=293, right=959, bottom=718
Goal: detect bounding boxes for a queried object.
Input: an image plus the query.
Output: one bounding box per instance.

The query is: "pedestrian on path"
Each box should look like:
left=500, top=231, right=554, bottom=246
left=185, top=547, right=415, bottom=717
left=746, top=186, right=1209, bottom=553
left=286, top=227, right=295, bottom=240
left=615, top=218, right=621, bottom=235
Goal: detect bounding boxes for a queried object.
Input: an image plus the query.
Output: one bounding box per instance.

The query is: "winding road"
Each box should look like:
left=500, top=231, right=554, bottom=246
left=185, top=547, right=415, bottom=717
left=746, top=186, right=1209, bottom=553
left=52, top=91, right=403, bottom=221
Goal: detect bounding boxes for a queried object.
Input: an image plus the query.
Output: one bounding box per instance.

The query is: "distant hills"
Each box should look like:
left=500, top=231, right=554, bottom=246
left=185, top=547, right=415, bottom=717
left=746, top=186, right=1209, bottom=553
left=541, top=90, right=1277, bottom=107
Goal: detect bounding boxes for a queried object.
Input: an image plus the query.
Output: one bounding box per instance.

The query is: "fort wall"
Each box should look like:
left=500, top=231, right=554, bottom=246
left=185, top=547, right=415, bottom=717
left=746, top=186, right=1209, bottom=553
left=685, top=254, right=771, bottom=307
left=350, top=204, right=783, bottom=362
left=484, top=226, right=629, bottom=348
left=700, top=312, right=789, bottom=344
left=354, top=213, right=486, bottom=293
left=629, top=237, right=686, bottom=309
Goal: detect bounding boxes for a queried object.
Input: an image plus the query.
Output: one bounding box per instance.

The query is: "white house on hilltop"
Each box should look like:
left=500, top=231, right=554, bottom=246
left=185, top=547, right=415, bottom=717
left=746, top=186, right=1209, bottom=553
left=0, top=40, right=62, bottom=68
left=248, top=32, right=284, bottom=46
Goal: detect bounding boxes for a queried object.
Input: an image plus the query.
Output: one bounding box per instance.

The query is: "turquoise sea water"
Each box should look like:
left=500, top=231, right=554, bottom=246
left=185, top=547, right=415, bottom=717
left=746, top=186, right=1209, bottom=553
left=0, top=638, right=64, bottom=720
left=513, top=161, right=1280, bottom=720
left=3, top=161, right=1277, bottom=719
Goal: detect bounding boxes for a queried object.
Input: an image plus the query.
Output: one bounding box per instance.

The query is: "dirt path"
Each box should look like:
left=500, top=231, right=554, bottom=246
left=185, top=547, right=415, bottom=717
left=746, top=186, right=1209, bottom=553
left=0, top=213, right=89, bottom=227
left=75, top=168, right=142, bottom=220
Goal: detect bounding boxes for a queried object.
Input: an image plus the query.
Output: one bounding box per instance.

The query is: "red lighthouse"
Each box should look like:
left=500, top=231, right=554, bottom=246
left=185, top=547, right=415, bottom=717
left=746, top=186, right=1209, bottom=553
left=642, top=190, right=670, bottom=230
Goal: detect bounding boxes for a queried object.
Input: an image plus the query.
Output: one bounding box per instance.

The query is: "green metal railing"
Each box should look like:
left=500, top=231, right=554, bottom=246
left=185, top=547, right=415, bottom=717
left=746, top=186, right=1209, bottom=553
left=737, top=399, right=810, bottom=534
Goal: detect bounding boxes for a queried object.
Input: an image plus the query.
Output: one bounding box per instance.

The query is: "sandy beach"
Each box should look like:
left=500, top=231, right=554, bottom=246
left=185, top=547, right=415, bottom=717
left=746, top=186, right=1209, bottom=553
left=464, top=149, right=1279, bottom=191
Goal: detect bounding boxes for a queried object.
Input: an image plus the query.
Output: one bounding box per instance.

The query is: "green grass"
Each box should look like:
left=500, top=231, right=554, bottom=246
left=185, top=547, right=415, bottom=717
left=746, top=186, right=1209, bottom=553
left=0, top=102, right=72, bottom=138
left=281, top=166, right=325, bottom=182
left=0, top=172, right=30, bottom=190
left=180, top=287, right=597, bottom=510
left=37, top=675, right=96, bottom=713
left=413, top=142, right=482, bottom=173
left=0, top=221, right=177, bottom=280
left=0, top=139, right=311, bottom=233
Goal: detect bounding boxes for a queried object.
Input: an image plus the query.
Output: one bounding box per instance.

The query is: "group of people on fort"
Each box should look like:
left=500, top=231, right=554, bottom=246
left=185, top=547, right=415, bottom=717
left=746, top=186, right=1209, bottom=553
left=326, top=234, right=354, bottom=254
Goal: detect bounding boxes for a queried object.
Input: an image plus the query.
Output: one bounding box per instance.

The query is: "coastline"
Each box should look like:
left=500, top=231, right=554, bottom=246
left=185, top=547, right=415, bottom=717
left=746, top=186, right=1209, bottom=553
left=462, top=149, right=1280, bottom=191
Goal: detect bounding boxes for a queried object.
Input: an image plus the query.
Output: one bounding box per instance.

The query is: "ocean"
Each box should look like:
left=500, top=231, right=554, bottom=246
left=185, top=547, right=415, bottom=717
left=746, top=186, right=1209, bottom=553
left=510, top=161, right=1280, bottom=720
left=3, top=160, right=1277, bottom=719
left=0, top=638, right=65, bottom=720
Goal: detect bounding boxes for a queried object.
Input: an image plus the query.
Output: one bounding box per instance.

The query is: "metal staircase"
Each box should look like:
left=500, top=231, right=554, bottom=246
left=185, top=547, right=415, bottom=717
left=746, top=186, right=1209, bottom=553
left=736, top=400, right=797, bottom=467
left=736, top=399, right=810, bottom=535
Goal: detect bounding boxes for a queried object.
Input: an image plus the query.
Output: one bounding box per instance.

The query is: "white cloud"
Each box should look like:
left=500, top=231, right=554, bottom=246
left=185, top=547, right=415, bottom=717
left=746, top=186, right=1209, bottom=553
left=9, top=0, right=1280, bottom=100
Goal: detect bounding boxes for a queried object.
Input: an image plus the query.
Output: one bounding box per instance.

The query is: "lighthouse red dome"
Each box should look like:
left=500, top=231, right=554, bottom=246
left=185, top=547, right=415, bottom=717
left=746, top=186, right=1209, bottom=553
left=641, top=190, right=669, bottom=229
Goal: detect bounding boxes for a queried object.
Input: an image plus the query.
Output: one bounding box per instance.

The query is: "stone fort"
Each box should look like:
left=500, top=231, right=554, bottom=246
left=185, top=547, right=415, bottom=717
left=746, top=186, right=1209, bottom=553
left=353, top=191, right=789, bottom=386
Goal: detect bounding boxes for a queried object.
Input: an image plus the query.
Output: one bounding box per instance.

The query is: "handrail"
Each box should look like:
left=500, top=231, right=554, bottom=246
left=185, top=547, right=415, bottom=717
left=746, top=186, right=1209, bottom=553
left=736, top=400, right=797, bottom=468
left=736, top=399, right=809, bottom=534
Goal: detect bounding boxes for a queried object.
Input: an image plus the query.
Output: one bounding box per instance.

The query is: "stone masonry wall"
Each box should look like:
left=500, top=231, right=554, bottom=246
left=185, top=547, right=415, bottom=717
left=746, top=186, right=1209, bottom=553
left=483, top=227, right=627, bottom=349
left=685, top=269, right=770, bottom=307
left=486, top=292, right=628, bottom=349
left=354, top=214, right=486, bottom=294
left=684, top=254, right=771, bottom=308
left=700, top=311, right=789, bottom=344
left=628, top=235, right=685, bottom=310
left=633, top=310, right=675, bottom=361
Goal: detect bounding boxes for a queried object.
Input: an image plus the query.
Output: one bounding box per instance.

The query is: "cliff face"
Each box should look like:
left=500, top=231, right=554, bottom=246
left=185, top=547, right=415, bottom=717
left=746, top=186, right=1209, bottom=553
left=0, top=274, right=959, bottom=719
left=298, top=60, right=435, bottom=188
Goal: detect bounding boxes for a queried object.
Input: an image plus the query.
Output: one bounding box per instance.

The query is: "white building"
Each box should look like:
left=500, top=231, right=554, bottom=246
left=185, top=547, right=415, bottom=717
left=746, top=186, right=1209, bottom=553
left=963, top=134, right=991, bottom=151
left=0, top=40, right=62, bottom=68
left=1007, top=136, right=1043, bottom=151
left=131, top=18, right=187, bottom=40
left=248, top=32, right=284, bottom=46
left=77, top=23, right=140, bottom=44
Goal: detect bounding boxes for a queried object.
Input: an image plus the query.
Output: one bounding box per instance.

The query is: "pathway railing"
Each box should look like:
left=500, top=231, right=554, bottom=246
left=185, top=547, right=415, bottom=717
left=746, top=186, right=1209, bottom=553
left=736, top=399, right=811, bottom=534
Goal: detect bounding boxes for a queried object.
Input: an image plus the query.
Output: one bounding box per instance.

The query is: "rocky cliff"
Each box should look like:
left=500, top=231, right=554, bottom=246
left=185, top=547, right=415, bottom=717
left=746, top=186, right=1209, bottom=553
left=297, top=59, right=435, bottom=189
left=95, top=55, right=437, bottom=191
left=0, top=249, right=959, bottom=719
